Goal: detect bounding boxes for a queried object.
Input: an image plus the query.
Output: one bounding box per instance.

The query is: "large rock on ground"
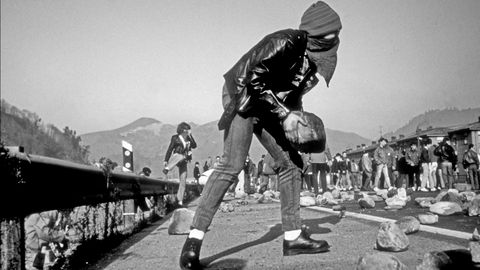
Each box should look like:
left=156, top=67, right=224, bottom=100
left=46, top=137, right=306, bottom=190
left=460, top=191, right=477, bottom=202
left=418, top=214, right=439, bottom=225
left=219, top=202, right=235, bottom=212
left=417, top=249, right=474, bottom=270
left=469, top=241, right=480, bottom=263
left=473, top=228, right=480, bottom=241
left=300, top=196, right=316, bottom=207
left=434, top=191, right=448, bottom=203
left=415, top=197, right=435, bottom=205
left=375, top=222, right=409, bottom=252
left=429, top=201, right=463, bottom=216
left=263, top=190, right=275, bottom=198
left=359, top=197, right=375, bottom=209
left=332, top=189, right=341, bottom=199
left=234, top=191, right=247, bottom=199
left=385, top=197, right=407, bottom=207
left=168, top=208, right=195, bottom=235
left=397, top=188, right=407, bottom=200
left=341, top=191, right=355, bottom=201
left=376, top=189, right=389, bottom=200
left=257, top=194, right=273, bottom=204
left=468, top=198, right=480, bottom=216
left=356, top=252, right=407, bottom=270
left=395, top=216, right=420, bottom=234
left=369, top=195, right=384, bottom=202
left=273, top=191, right=280, bottom=199
left=316, top=194, right=327, bottom=206
left=387, top=188, right=398, bottom=198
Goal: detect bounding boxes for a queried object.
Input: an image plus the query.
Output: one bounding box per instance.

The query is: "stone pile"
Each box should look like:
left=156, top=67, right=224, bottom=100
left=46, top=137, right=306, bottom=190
left=375, top=222, right=409, bottom=252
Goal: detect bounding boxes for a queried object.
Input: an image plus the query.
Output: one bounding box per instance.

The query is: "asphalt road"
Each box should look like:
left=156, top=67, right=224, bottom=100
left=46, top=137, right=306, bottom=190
left=86, top=197, right=471, bottom=270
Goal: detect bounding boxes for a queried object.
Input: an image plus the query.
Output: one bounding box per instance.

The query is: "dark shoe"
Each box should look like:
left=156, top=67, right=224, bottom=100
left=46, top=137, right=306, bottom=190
left=283, top=226, right=330, bottom=256
left=163, top=168, right=169, bottom=175
left=179, top=237, right=203, bottom=270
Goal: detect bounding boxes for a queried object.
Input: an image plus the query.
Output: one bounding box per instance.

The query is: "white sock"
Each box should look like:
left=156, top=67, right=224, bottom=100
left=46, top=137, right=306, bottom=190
left=188, top=229, right=205, bottom=240
left=284, top=229, right=301, bottom=241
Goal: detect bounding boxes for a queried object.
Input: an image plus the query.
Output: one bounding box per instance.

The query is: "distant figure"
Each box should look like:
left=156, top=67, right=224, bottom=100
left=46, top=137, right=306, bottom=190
left=463, top=143, right=479, bottom=190
left=360, top=151, right=373, bottom=190
left=373, top=137, right=394, bottom=191
left=203, top=156, right=212, bottom=172
left=193, top=162, right=201, bottom=184
left=309, top=146, right=332, bottom=193
left=434, top=137, right=457, bottom=189
left=405, top=142, right=421, bottom=190
left=163, top=122, right=197, bottom=206
left=419, top=139, right=435, bottom=191
left=25, top=210, right=68, bottom=270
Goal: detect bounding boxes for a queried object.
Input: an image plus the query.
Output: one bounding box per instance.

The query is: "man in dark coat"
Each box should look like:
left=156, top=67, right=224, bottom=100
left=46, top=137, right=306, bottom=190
left=180, top=2, right=342, bottom=269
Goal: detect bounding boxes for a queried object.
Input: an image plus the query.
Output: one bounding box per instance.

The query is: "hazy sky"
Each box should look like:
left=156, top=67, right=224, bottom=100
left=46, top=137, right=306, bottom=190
left=2, top=0, right=480, bottom=139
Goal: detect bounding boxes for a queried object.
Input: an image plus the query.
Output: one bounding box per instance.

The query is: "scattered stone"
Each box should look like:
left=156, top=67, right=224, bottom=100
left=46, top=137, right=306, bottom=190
left=332, top=189, right=341, bottom=199
left=316, top=195, right=328, bottom=206
left=236, top=200, right=248, bottom=206
left=356, top=252, right=407, bottom=270
left=473, top=228, right=480, bottom=241
left=415, top=197, right=435, bottom=204
left=359, top=197, right=375, bottom=209
left=323, top=191, right=334, bottom=201
left=300, top=190, right=315, bottom=197
left=443, top=191, right=464, bottom=206
left=468, top=198, right=480, bottom=216
left=469, top=241, right=480, bottom=263
left=387, top=188, right=398, bottom=198
left=375, top=222, right=409, bottom=252
left=219, top=202, right=235, bottom=212
left=263, top=190, right=275, bottom=198
left=250, top=193, right=262, bottom=200
left=234, top=191, right=247, bottom=199
left=416, top=251, right=453, bottom=270
left=419, top=201, right=432, bottom=208
left=167, top=208, right=195, bottom=235
left=429, top=201, right=463, bottom=216
left=273, top=191, right=280, bottom=199
left=332, top=205, right=346, bottom=211
left=369, top=195, right=384, bottom=202
left=376, top=189, right=389, bottom=200
left=434, top=191, right=448, bottom=203
left=300, top=196, right=316, bottom=207
left=406, top=188, right=414, bottom=196
left=397, top=188, right=407, bottom=200
left=460, top=191, right=477, bottom=202
left=418, top=213, right=439, bottom=225
left=341, top=191, right=355, bottom=201
left=385, top=197, right=407, bottom=207
left=257, top=194, right=273, bottom=204
left=327, top=199, right=339, bottom=205
left=395, top=216, right=420, bottom=235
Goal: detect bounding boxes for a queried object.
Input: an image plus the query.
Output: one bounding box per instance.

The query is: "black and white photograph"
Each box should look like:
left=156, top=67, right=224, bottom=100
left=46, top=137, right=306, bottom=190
left=1, top=1, right=480, bottom=269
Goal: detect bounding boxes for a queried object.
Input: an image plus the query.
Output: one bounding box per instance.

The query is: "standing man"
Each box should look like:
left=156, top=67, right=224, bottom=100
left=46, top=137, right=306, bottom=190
left=310, top=146, right=332, bottom=193
left=179, top=2, right=342, bottom=269
left=463, top=144, right=479, bottom=190
left=405, top=142, right=421, bottom=190
left=434, top=137, right=457, bottom=189
left=163, top=122, right=197, bottom=206
left=419, top=139, right=434, bottom=191
left=373, top=138, right=394, bottom=191
left=360, top=151, right=373, bottom=190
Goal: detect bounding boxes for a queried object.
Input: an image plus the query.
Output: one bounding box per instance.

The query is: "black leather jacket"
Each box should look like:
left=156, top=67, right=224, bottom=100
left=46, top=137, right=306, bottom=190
left=164, top=134, right=197, bottom=162
left=218, top=29, right=319, bottom=130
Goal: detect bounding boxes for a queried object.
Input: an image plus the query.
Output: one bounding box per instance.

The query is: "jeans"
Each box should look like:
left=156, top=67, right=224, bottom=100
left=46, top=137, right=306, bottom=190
left=362, top=171, right=372, bottom=189
left=420, top=162, right=434, bottom=189
left=166, top=153, right=188, bottom=203
left=191, top=112, right=303, bottom=232
left=440, top=161, right=454, bottom=189
left=428, top=162, right=438, bottom=188
left=467, top=164, right=479, bottom=189
left=374, top=164, right=391, bottom=188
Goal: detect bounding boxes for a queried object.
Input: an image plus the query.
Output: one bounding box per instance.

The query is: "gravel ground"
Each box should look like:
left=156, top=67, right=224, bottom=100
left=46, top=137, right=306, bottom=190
left=88, top=197, right=471, bottom=270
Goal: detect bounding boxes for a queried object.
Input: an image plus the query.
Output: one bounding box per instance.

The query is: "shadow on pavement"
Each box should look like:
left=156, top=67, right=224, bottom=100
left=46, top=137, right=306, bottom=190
left=205, top=258, right=248, bottom=270
left=201, top=215, right=340, bottom=267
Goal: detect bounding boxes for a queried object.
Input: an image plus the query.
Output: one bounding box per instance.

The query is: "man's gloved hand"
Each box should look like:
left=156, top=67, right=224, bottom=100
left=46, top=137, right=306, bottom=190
left=282, top=111, right=307, bottom=144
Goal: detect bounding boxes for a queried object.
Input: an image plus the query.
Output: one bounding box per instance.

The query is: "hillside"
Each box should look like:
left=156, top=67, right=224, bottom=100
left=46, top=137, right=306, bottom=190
left=80, top=118, right=371, bottom=177
left=384, top=107, right=480, bottom=138
left=0, top=99, right=89, bottom=164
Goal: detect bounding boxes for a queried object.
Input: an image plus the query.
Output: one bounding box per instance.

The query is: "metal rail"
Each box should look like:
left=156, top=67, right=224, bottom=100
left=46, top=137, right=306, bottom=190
left=0, top=152, right=196, bottom=219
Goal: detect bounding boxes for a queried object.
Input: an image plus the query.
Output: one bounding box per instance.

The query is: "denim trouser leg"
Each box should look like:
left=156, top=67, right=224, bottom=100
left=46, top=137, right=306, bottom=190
left=176, top=161, right=188, bottom=203
left=441, top=162, right=453, bottom=188
left=191, top=114, right=254, bottom=232
left=254, top=121, right=303, bottom=231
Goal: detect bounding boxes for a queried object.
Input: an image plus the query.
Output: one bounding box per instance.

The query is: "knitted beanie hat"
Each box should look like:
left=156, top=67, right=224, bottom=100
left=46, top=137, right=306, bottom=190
left=299, top=1, right=342, bottom=36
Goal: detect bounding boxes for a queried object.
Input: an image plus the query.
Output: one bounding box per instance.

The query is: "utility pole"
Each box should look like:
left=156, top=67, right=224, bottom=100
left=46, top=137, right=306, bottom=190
left=379, top=125, right=383, bottom=138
